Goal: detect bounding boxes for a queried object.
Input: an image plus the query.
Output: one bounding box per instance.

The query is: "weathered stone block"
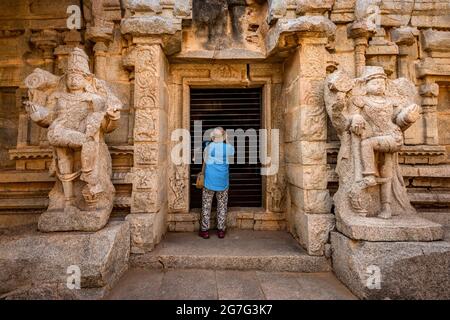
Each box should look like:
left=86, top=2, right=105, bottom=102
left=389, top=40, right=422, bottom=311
left=284, top=107, right=301, bottom=143
left=131, top=190, right=160, bottom=213
left=126, top=213, right=155, bottom=254
left=239, top=219, right=255, bottom=230
left=299, top=78, right=325, bottom=107
left=0, top=222, right=130, bottom=299
left=296, top=0, right=334, bottom=15
left=266, top=16, right=336, bottom=55
left=282, top=49, right=300, bottom=87
left=121, top=16, right=178, bottom=36
left=336, top=212, right=444, bottom=242
left=254, top=220, right=286, bottom=231
left=299, top=45, right=327, bottom=78
left=299, top=105, right=327, bottom=141
left=290, top=185, right=332, bottom=214
left=286, top=164, right=328, bottom=190
left=331, top=231, right=450, bottom=299
left=285, top=141, right=327, bottom=165
left=293, top=209, right=335, bottom=256
left=175, top=221, right=196, bottom=232
left=127, top=0, right=162, bottom=13
left=284, top=79, right=300, bottom=111
left=423, top=29, right=450, bottom=52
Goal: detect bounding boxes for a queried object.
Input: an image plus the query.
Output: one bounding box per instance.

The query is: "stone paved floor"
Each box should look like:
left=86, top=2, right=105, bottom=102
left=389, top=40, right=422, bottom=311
left=105, top=268, right=357, bottom=300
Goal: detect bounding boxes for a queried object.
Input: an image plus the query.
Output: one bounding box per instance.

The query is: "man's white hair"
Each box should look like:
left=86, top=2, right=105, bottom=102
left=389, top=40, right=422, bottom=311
left=210, top=127, right=225, bottom=141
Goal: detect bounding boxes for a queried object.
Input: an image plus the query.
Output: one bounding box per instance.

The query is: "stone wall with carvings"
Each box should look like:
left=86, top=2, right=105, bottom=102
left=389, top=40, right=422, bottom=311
left=0, top=0, right=449, bottom=256
left=0, top=0, right=134, bottom=228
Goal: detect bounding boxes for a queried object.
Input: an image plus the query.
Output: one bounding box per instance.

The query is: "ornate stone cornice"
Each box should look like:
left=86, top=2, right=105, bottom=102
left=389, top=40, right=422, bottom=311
left=266, top=15, right=336, bottom=55
left=120, top=1, right=192, bottom=55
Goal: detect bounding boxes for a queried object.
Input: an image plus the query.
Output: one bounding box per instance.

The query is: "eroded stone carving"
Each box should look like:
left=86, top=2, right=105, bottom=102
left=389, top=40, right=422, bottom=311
left=325, top=66, right=420, bottom=219
left=268, top=176, right=284, bottom=213
left=169, top=165, right=186, bottom=211
left=24, top=48, right=122, bottom=232
left=325, top=65, right=443, bottom=241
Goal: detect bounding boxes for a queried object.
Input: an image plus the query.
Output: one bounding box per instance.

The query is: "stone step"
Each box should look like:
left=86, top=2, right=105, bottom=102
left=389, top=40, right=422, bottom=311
left=130, top=230, right=331, bottom=273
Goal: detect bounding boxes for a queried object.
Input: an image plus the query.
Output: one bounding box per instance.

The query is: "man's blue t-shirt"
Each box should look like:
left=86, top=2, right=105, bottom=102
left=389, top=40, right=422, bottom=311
left=204, top=141, right=235, bottom=191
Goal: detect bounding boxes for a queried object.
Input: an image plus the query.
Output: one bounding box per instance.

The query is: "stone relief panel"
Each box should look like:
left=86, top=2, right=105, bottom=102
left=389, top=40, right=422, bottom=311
left=134, top=108, right=159, bottom=142
left=134, top=167, right=159, bottom=190
left=132, top=190, right=159, bottom=213
left=180, top=0, right=269, bottom=57
left=169, top=165, right=188, bottom=212
left=135, top=144, right=158, bottom=165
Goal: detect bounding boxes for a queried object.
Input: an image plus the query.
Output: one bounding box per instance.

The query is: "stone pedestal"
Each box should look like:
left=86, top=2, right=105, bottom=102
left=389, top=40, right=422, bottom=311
left=337, top=212, right=444, bottom=242
left=0, top=221, right=130, bottom=300
left=331, top=231, right=450, bottom=299
left=38, top=205, right=112, bottom=233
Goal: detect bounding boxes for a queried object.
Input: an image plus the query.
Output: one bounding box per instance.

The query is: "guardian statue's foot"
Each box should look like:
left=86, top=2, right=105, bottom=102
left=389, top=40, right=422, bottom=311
left=378, top=203, right=392, bottom=219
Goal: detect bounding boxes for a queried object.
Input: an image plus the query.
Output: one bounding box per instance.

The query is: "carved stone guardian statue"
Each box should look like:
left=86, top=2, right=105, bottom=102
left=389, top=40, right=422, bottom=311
left=24, top=48, right=122, bottom=232
left=325, top=66, right=443, bottom=241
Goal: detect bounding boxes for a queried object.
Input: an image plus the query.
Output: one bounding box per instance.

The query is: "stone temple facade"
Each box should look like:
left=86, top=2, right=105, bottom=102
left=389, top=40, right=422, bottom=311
left=0, top=0, right=449, bottom=299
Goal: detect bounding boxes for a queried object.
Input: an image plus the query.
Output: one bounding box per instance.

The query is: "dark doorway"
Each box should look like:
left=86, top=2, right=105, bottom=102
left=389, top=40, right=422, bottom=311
left=190, top=88, right=262, bottom=209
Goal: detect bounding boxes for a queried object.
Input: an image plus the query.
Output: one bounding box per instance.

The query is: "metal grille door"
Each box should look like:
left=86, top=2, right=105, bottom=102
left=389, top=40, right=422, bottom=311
left=190, top=88, right=262, bottom=209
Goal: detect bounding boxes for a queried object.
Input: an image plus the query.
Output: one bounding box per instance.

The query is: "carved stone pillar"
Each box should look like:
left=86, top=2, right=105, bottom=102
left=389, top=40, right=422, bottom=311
left=93, top=42, right=109, bottom=80
left=15, top=89, right=29, bottom=149
left=391, top=27, right=419, bottom=80
left=119, top=0, right=188, bottom=253
left=54, top=30, right=83, bottom=76
left=86, top=25, right=113, bottom=81
left=30, top=30, right=58, bottom=73
left=348, top=22, right=375, bottom=77
left=365, top=28, right=399, bottom=78
left=420, top=82, right=439, bottom=145
left=127, top=71, right=135, bottom=145
left=125, top=41, right=169, bottom=253
left=286, top=36, right=334, bottom=256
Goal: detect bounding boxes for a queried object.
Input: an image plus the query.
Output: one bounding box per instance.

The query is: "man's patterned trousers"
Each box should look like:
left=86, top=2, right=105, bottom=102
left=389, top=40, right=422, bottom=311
left=201, top=188, right=229, bottom=231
